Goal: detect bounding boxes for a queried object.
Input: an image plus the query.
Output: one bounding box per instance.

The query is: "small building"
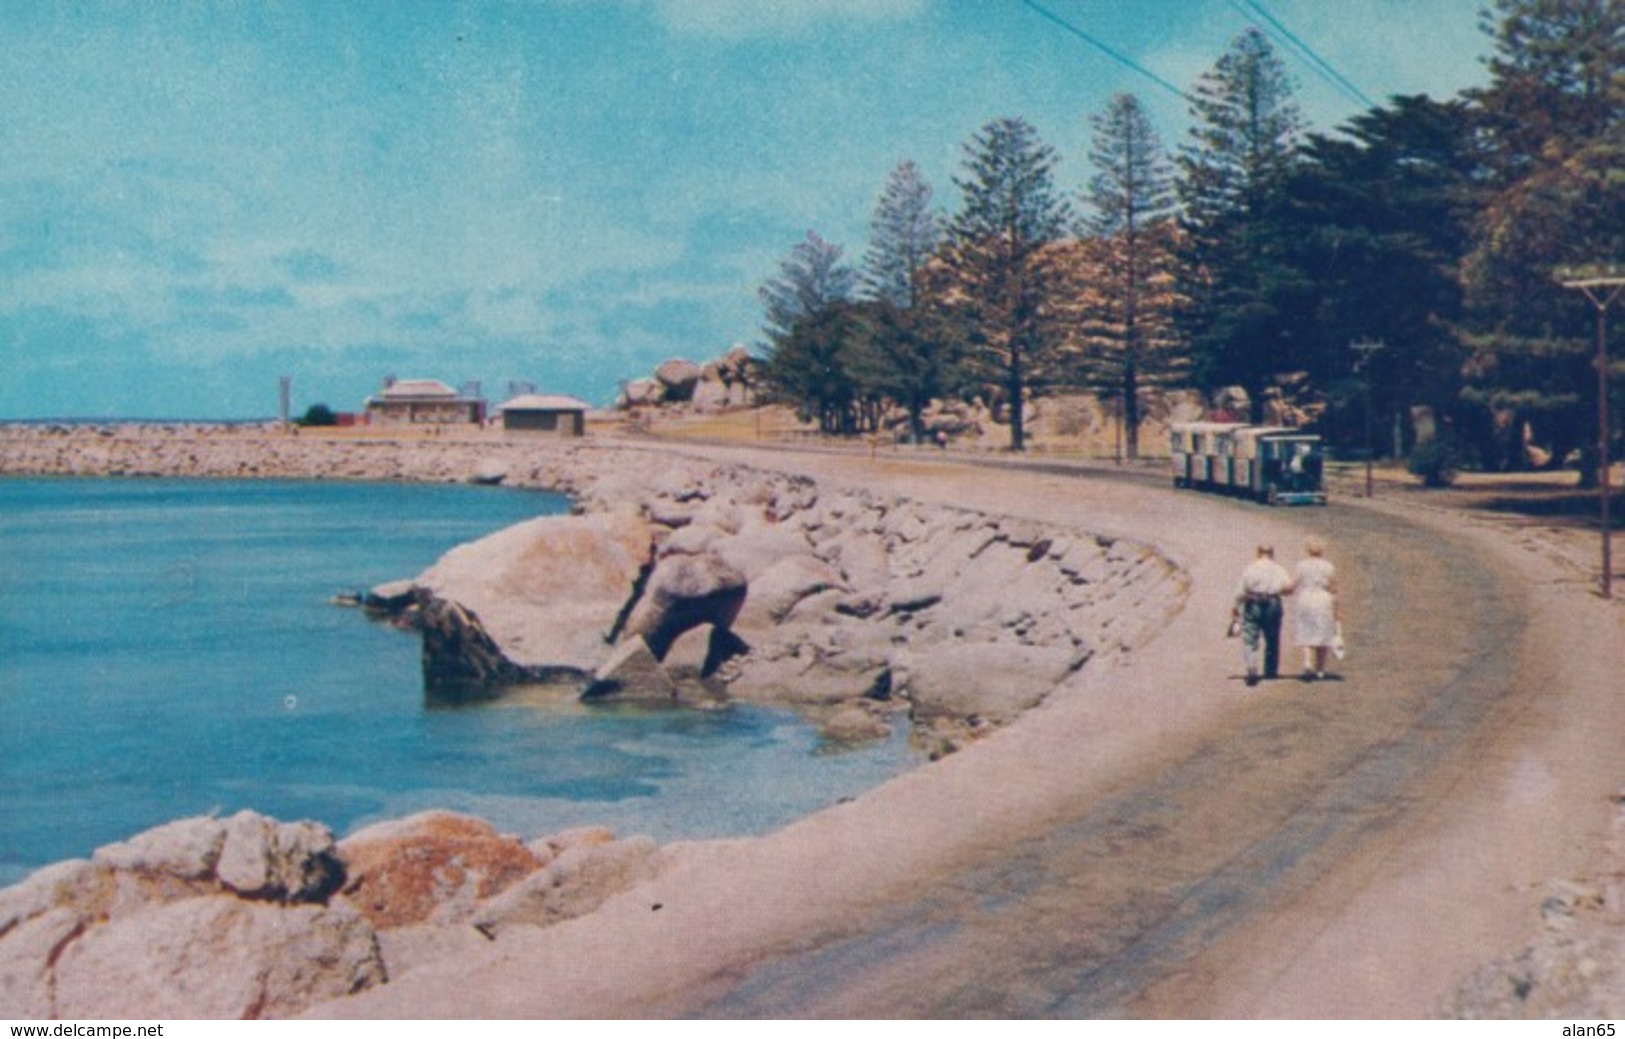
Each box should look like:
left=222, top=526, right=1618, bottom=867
left=364, top=379, right=486, bottom=426
left=496, top=394, right=591, bottom=437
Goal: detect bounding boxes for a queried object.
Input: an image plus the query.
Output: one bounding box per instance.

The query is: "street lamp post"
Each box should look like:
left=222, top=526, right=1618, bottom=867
left=1558, top=271, right=1622, bottom=600
left=1351, top=339, right=1385, bottom=499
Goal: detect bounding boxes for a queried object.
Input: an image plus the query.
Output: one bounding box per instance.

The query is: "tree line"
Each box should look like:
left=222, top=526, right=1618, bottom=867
left=755, top=0, right=1625, bottom=484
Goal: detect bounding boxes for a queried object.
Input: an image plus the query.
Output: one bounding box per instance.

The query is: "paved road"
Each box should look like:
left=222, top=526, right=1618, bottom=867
left=683, top=465, right=1530, bottom=1017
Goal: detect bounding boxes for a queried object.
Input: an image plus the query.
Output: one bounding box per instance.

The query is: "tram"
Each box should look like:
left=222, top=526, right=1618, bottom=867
left=1170, top=421, right=1327, bottom=505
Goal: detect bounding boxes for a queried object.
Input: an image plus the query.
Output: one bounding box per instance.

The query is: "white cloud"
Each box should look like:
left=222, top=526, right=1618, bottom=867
left=649, top=0, right=927, bottom=38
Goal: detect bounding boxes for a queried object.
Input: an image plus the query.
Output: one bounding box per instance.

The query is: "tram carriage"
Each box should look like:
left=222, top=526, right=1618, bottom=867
left=1170, top=421, right=1327, bottom=506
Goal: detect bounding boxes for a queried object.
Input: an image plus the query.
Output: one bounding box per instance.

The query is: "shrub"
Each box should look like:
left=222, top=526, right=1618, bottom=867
left=296, top=403, right=338, bottom=427
left=1407, top=433, right=1468, bottom=488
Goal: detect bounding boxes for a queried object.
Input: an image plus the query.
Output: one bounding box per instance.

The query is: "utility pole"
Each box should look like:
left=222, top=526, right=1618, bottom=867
left=1113, top=395, right=1123, bottom=466
left=1558, top=269, right=1623, bottom=600
left=1351, top=339, right=1385, bottom=499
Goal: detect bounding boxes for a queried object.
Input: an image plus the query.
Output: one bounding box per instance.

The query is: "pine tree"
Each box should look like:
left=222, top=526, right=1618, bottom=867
left=1460, top=0, right=1625, bottom=481
left=939, top=117, right=1072, bottom=451
left=767, top=300, right=868, bottom=435
left=1077, top=93, right=1185, bottom=460
left=758, top=231, right=860, bottom=431
left=851, top=161, right=961, bottom=443
left=1176, top=28, right=1309, bottom=424
left=1284, top=96, right=1480, bottom=456
left=759, top=230, right=857, bottom=347
left=862, top=160, right=942, bottom=310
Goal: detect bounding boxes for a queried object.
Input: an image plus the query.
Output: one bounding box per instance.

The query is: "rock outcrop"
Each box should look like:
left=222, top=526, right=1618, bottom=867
left=619, top=551, right=748, bottom=662
left=336, top=812, right=546, bottom=930
left=53, top=897, right=381, bottom=1020
left=411, top=512, right=655, bottom=678
left=414, top=591, right=570, bottom=690
left=654, top=359, right=702, bottom=403
left=618, top=345, right=758, bottom=412
left=469, top=835, right=659, bottom=939
left=344, top=442, right=1182, bottom=748
left=0, top=812, right=380, bottom=1019
left=0, top=809, right=663, bottom=1017
left=584, top=635, right=680, bottom=701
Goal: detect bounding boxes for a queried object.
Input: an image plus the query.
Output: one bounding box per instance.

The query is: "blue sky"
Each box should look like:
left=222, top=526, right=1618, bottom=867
left=0, top=1, right=1491, bottom=419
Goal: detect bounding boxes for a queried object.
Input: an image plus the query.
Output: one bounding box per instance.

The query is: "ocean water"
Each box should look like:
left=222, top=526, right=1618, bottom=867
left=0, top=477, right=919, bottom=885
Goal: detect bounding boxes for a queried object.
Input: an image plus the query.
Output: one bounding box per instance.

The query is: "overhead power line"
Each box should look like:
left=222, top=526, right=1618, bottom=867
left=1016, top=0, right=1195, bottom=105
left=1229, top=0, right=1377, bottom=110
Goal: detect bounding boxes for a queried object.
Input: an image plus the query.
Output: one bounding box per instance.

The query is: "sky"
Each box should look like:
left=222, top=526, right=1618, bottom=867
left=0, top=0, right=1493, bottom=419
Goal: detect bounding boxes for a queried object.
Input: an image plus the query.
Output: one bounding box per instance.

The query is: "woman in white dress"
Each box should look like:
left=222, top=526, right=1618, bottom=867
left=1290, top=536, right=1339, bottom=680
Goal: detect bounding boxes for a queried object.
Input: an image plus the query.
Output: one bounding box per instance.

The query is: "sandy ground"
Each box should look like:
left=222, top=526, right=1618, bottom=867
left=311, top=439, right=1623, bottom=1019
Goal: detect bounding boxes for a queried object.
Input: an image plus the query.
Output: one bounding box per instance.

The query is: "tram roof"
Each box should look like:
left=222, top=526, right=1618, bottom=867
left=1170, top=421, right=1250, bottom=433
left=1232, top=426, right=1319, bottom=440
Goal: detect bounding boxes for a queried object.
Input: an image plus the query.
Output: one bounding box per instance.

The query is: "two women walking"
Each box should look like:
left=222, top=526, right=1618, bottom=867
left=1231, top=536, right=1341, bottom=685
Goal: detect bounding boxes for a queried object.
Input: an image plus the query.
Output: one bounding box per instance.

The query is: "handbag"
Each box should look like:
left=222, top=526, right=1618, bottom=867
left=1332, top=622, right=1346, bottom=660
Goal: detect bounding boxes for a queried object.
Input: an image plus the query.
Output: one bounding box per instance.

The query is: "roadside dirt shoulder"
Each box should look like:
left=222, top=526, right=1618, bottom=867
left=1314, top=487, right=1625, bottom=1019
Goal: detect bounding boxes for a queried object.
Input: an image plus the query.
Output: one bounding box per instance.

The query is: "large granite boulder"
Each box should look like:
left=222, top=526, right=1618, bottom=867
left=733, top=553, right=846, bottom=632
left=89, top=811, right=343, bottom=906
left=582, top=635, right=678, bottom=701
left=0, top=813, right=379, bottom=1019
left=900, top=641, right=1087, bottom=726
left=691, top=368, right=729, bottom=412
left=619, top=551, right=747, bottom=662
left=413, top=513, right=654, bottom=676
left=622, top=378, right=664, bottom=407
left=52, top=897, right=382, bottom=1020
left=336, top=811, right=545, bottom=930
left=470, top=835, right=658, bottom=939
left=655, top=359, right=702, bottom=403
left=413, top=592, right=563, bottom=689
left=216, top=811, right=345, bottom=904
left=708, top=517, right=815, bottom=581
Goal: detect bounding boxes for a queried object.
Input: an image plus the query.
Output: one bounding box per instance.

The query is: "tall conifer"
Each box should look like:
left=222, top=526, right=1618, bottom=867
left=856, top=161, right=957, bottom=444
left=1176, top=29, right=1307, bottom=424
left=1077, top=93, right=1185, bottom=460
left=1460, top=0, right=1625, bottom=480
left=940, top=117, right=1071, bottom=451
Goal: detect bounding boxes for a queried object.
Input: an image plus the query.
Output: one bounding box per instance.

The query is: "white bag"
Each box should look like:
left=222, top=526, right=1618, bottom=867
left=1332, top=623, right=1347, bottom=661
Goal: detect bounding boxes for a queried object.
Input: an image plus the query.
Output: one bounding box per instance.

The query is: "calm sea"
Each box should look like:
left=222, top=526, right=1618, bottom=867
left=0, top=477, right=918, bottom=885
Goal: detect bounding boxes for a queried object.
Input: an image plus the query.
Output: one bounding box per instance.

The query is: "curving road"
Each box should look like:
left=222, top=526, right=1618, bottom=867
left=695, top=488, right=1524, bottom=1017
left=327, top=445, right=1624, bottom=1020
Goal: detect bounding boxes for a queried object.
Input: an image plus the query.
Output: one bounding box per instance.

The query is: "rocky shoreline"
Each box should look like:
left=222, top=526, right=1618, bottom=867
left=0, top=422, right=1186, bottom=1018
left=0, top=807, right=662, bottom=1018
left=0, top=422, right=1184, bottom=749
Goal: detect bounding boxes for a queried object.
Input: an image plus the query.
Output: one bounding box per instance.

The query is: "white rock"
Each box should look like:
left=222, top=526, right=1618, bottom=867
left=92, top=817, right=226, bottom=881
left=0, top=907, right=83, bottom=1016
left=735, top=554, right=848, bottom=631
left=903, top=642, right=1083, bottom=725
left=215, top=810, right=342, bottom=903
left=414, top=513, right=654, bottom=672
left=471, top=837, right=658, bottom=938
left=53, top=897, right=384, bottom=1019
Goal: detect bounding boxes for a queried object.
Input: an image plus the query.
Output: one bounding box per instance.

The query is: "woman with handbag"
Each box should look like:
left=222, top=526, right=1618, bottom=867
left=1290, top=536, right=1340, bottom=681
